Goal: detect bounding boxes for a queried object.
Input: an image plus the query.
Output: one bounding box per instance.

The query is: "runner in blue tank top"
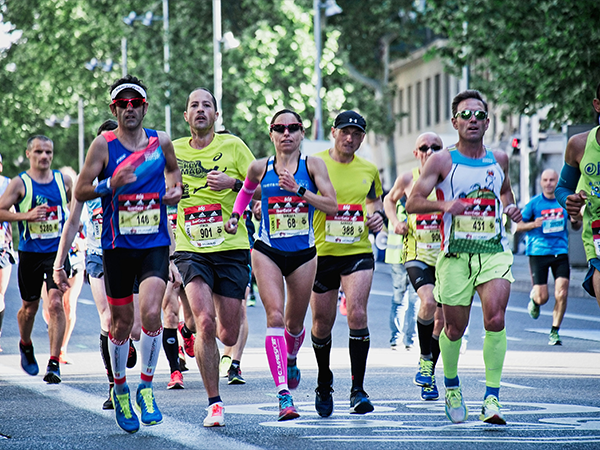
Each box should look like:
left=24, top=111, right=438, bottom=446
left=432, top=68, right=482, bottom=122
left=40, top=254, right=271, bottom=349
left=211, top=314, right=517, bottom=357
left=0, top=135, right=73, bottom=384
left=75, top=75, right=182, bottom=434
left=226, top=109, right=337, bottom=421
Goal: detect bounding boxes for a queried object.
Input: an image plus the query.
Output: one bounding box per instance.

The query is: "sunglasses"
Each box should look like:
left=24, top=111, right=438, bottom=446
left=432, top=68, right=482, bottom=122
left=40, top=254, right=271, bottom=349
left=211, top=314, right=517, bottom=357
left=270, top=123, right=303, bottom=133
left=418, top=144, right=442, bottom=153
left=111, top=98, right=146, bottom=109
left=454, top=109, right=488, bottom=121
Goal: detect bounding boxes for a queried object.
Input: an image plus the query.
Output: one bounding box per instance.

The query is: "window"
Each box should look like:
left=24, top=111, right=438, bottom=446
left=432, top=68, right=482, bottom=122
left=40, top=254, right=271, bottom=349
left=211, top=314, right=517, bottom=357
left=425, top=78, right=431, bottom=127
left=407, top=85, right=412, bottom=133
left=416, top=81, right=422, bottom=131
left=398, top=89, right=404, bottom=136
left=444, top=73, right=451, bottom=120
left=434, top=74, right=441, bottom=124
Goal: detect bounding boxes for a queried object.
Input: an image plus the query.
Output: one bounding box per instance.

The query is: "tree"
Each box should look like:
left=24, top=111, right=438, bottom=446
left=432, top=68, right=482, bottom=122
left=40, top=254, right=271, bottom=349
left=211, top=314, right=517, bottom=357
left=425, top=0, right=600, bottom=126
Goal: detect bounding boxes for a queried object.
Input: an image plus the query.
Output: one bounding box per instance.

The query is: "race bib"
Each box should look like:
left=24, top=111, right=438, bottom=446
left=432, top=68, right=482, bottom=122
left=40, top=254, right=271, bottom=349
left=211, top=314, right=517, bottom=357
left=452, top=197, right=497, bottom=241
left=184, top=204, right=224, bottom=248
left=268, top=195, right=309, bottom=238
left=541, top=208, right=564, bottom=234
left=91, top=207, right=103, bottom=241
left=593, top=220, right=600, bottom=257
left=118, top=193, right=161, bottom=235
left=415, top=213, right=442, bottom=250
left=325, top=204, right=364, bottom=244
left=167, top=205, right=178, bottom=233
left=28, top=205, right=61, bottom=239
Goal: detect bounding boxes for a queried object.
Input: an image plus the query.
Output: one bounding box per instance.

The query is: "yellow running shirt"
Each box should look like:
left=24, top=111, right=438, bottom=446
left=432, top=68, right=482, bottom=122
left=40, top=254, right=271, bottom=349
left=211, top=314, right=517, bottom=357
left=313, top=149, right=383, bottom=257
left=173, top=133, right=255, bottom=253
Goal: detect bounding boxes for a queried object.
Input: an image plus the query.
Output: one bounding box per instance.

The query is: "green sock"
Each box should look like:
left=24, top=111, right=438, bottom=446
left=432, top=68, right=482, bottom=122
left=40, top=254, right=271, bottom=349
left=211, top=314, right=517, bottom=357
left=483, top=328, right=507, bottom=389
left=439, top=328, right=461, bottom=380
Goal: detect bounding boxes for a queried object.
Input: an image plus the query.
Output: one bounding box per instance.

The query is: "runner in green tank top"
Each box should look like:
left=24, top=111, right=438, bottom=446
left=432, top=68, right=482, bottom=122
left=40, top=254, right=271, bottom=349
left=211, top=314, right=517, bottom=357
left=407, top=90, right=522, bottom=426
left=384, top=132, right=444, bottom=402
left=556, top=81, right=600, bottom=309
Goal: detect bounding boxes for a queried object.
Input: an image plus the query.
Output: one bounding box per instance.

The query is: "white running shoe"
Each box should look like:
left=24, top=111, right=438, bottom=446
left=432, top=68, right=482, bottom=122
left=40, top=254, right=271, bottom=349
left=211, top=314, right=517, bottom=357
left=203, top=402, right=225, bottom=427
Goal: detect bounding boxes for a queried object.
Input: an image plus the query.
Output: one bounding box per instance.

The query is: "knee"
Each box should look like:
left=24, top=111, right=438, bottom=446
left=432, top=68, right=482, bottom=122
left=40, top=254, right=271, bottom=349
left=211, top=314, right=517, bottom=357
left=444, top=324, right=464, bottom=341
left=195, top=314, right=217, bottom=339
left=483, top=314, right=505, bottom=332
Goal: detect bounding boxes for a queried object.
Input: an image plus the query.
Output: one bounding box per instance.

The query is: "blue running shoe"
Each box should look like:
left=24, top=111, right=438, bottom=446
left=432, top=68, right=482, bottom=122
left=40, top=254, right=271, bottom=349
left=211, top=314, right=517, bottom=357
left=349, top=389, right=374, bottom=414
left=445, top=386, right=468, bottom=423
left=421, top=375, right=439, bottom=401
left=43, top=360, right=61, bottom=384
left=315, top=381, right=334, bottom=417
left=414, top=358, right=434, bottom=387
left=19, top=342, right=39, bottom=376
left=277, top=391, right=300, bottom=421
left=287, top=363, right=301, bottom=390
left=111, top=386, right=140, bottom=433
left=136, top=385, right=163, bottom=426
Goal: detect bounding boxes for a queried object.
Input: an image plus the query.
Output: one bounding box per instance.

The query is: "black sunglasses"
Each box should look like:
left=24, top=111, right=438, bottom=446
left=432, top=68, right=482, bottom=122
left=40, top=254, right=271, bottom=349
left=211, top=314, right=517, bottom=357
left=111, top=98, right=146, bottom=109
left=270, top=123, right=303, bottom=133
left=454, top=109, right=488, bottom=121
left=418, top=144, right=442, bottom=153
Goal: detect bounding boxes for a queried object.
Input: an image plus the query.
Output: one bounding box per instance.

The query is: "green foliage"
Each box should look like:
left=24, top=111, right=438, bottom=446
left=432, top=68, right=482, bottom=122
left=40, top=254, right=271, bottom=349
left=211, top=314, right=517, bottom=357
left=425, top=0, right=600, bottom=125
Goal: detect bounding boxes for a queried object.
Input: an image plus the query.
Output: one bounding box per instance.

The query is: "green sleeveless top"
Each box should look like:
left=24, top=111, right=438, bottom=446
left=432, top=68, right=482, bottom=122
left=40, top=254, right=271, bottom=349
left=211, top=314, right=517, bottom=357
left=578, top=126, right=600, bottom=261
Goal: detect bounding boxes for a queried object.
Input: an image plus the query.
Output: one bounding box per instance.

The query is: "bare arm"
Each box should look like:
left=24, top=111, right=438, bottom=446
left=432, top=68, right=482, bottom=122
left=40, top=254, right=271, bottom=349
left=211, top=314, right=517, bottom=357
left=159, top=132, right=183, bottom=206
left=561, top=133, right=588, bottom=217
left=303, top=156, right=338, bottom=216
left=365, top=197, right=384, bottom=233
left=383, top=173, right=411, bottom=234
left=494, top=150, right=522, bottom=223
left=75, top=136, right=109, bottom=202
left=0, top=177, right=46, bottom=223
left=52, top=198, right=84, bottom=292
left=406, top=151, right=460, bottom=215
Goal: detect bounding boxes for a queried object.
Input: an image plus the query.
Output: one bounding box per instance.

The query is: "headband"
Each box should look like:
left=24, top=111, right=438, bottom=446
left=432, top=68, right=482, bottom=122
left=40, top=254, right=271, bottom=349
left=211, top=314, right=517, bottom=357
left=110, top=83, right=147, bottom=100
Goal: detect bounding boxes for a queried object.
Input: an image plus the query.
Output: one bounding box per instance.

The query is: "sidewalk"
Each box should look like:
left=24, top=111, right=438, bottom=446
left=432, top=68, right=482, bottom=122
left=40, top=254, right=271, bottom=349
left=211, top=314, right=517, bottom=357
left=375, top=253, right=589, bottom=299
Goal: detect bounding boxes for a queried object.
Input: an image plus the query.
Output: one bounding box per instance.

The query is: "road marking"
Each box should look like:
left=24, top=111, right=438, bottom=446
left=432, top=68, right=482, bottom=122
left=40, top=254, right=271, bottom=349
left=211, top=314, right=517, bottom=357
left=473, top=301, right=600, bottom=323
left=526, top=328, right=600, bottom=342
left=0, top=364, right=262, bottom=450
left=477, top=379, right=534, bottom=389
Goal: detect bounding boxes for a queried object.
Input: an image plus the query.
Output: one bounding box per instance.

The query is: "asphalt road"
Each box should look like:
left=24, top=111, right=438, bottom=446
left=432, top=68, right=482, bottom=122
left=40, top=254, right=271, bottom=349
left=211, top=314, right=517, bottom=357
left=1, top=259, right=599, bottom=450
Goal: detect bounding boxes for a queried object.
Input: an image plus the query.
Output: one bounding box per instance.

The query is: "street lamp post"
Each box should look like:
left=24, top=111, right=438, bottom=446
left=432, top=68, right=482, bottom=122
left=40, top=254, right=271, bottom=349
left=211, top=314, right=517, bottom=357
left=313, top=0, right=342, bottom=141
left=45, top=97, right=85, bottom=173
left=123, top=0, right=171, bottom=136
left=213, top=0, right=240, bottom=132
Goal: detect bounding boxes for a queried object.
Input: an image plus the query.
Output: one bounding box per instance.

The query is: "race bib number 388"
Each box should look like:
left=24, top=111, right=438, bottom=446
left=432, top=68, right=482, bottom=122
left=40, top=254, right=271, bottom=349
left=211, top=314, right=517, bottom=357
left=325, top=204, right=364, bottom=244
left=118, top=193, right=160, bottom=235
left=268, top=196, right=309, bottom=238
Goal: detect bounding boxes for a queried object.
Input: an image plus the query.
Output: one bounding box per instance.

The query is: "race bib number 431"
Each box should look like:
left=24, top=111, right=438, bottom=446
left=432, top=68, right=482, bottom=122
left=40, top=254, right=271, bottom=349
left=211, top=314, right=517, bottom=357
left=452, top=197, right=497, bottom=241
left=325, top=204, right=364, bottom=244
left=118, top=193, right=160, bottom=235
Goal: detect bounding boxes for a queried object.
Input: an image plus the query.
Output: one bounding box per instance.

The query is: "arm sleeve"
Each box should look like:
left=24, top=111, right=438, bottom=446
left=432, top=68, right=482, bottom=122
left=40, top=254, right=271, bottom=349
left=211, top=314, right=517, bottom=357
left=555, top=163, right=581, bottom=209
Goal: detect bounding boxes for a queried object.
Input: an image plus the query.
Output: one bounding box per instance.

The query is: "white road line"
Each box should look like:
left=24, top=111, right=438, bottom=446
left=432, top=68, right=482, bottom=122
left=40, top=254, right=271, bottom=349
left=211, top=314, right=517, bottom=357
left=477, top=379, right=534, bottom=389
left=473, top=301, right=600, bottom=323
left=0, top=364, right=263, bottom=450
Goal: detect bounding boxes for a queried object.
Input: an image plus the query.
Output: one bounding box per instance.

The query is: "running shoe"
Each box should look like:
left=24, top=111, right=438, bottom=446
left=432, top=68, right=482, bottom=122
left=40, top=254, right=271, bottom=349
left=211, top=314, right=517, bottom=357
left=315, top=381, right=334, bottom=417
left=167, top=370, right=184, bottom=390
left=287, top=363, right=301, bottom=390
left=178, top=352, right=189, bottom=372
left=178, top=322, right=195, bottom=357
left=548, top=329, right=562, bottom=346
left=219, top=355, right=232, bottom=378
left=421, top=375, right=439, bottom=401
left=59, top=351, right=73, bottom=365
left=479, top=395, right=506, bottom=425
left=445, top=386, right=468, bottom=423
left=111, top=386, right=140, bottom=433
left=135, top=385, right=163, bottom=426
left=246, top=293, right=256, bottom=307
left=103, top=393, right=114, bottom=410
left=349, top=388, right=374, bottom=414
left=203, top=402, right=225, bottom=427
left=228, top=366, right=246, bottom=385
left=19, top=341, right=39, bottom=376
left=43, top=360, right=61, bottom=384
left=127, top=339, right=137, bottom=368
left=414, top=357, right=434, bottom=387
left=277, top=392, right=300, bottom=421
left=528, top=298, right=540, bottom=320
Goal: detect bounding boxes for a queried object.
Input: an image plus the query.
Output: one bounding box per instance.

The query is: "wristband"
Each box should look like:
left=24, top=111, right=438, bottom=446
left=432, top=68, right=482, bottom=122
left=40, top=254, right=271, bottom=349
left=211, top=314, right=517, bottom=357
left=94, top=177, right=112, bottom=196
left=297, top=186, right=307, bottom=197
left=53, top=266, right=64, bottom=271
left=231, top=212, right=240, bottom=221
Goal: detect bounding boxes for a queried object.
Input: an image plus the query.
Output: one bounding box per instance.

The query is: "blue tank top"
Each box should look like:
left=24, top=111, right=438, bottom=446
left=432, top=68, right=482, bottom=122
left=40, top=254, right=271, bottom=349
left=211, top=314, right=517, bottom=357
left=16, top=170, right=68, bottom=253
left=257, top=154, right=317, bottom=252
left=100, top=129, right=170, bottom=250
